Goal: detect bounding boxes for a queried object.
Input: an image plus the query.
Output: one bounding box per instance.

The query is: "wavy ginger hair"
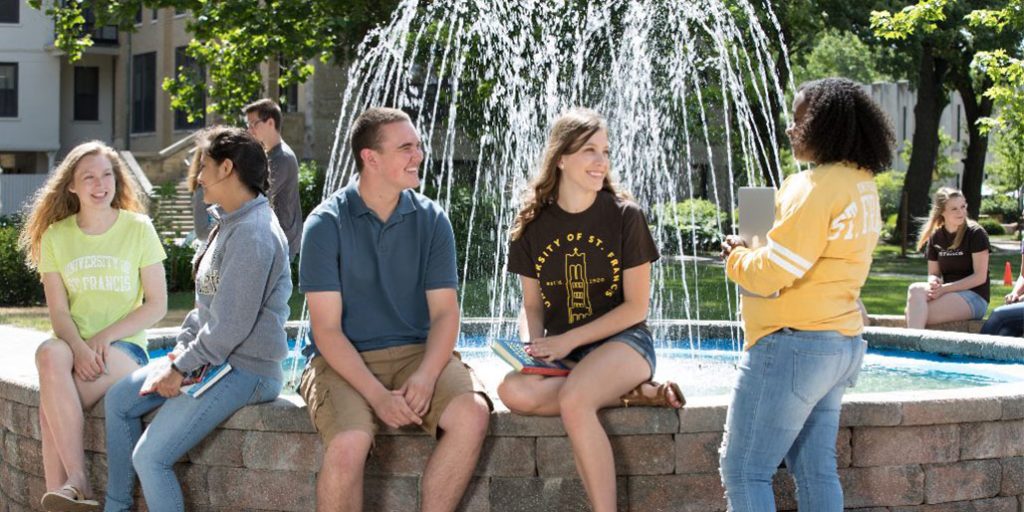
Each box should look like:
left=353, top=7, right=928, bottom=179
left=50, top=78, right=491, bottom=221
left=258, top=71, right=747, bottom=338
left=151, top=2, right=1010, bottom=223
left=18, top=141, right=146, bottom=269
left=510, top=108, right=627, bottom=240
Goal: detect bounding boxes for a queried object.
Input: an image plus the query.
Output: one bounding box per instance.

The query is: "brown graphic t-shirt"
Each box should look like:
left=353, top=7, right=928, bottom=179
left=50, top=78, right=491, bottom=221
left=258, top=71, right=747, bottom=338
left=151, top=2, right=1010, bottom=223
left=925, top=223, right=990, bottom=302
left=507, top=191, right=660, bottom=335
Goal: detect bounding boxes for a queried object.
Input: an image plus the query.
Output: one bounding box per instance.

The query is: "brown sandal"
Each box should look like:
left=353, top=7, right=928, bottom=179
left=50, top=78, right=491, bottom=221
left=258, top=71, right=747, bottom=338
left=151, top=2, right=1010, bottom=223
left=41, top=484, right=99, bottom=512
left=620, top=380, right=686, bottom=409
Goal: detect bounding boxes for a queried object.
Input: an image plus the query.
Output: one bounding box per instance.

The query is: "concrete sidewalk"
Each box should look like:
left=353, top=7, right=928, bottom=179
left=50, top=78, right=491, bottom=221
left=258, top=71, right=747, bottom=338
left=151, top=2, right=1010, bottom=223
left=0, top=326, right=49, bottom=387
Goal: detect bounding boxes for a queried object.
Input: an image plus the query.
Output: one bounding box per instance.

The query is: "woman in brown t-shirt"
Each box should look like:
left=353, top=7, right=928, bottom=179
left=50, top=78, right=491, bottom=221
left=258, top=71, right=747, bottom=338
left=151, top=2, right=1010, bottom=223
left=905, top=187, right=991, bottom=328
left=497, top=108, right=682, bottom=512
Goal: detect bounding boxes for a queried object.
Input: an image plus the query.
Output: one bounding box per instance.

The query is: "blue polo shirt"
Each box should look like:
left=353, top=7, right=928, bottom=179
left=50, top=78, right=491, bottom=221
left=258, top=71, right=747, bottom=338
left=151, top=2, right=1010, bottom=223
left=299, top=182, right=459, bottom=353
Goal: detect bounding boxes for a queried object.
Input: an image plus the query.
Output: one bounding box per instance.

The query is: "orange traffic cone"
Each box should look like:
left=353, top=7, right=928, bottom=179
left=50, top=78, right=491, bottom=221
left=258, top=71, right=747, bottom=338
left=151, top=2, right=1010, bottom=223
left=1004, top=261, right=1013, bottom=286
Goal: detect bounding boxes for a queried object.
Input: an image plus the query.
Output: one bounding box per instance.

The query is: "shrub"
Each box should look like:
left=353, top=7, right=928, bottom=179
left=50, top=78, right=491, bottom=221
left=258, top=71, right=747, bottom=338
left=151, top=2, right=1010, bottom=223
left=655, top=199, right=730, bottom=255
left=0, top=215, right=44, bottom=306
left=980, top=195, right=1019, bottom=223
left=881, top=213, right=900, bottom=243
left=298, top=160, right=327, bottom=217
left=978, top=217, right=1005, bottom=236
left=163, top=239, right=196, bottom=293
left=874, top=171, right=904, bottom=219
left=447, top=184, right=501, bottom=280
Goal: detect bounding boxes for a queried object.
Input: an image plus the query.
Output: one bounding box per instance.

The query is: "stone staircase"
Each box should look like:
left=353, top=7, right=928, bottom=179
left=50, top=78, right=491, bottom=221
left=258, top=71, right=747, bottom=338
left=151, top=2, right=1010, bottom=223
left=153, top=179, right=194, bottom=241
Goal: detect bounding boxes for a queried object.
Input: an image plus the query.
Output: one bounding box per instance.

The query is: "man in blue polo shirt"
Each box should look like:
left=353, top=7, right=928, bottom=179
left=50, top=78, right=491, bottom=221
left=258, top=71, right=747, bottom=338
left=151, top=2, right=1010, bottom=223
left=297, top=107, right=491, bottom=512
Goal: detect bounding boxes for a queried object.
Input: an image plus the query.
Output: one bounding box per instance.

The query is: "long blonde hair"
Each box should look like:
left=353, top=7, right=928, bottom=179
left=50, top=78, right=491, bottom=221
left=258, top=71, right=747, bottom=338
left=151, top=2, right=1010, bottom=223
left=18, top=141, right=146, bottom=269
left=915, top=187, right=974, bottom=251
left=510, top=108, right=627, bottom=240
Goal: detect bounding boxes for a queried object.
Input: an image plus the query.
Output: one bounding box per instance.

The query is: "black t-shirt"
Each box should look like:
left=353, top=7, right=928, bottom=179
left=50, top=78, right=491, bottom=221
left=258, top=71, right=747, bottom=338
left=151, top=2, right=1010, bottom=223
left=926, top=223, right=990, bottom=301
left=507, top=191, right=660, bottom=336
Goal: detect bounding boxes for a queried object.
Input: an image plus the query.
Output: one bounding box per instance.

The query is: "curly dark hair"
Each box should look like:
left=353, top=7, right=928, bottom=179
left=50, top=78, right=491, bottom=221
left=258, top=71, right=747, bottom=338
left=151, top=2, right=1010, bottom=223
left=789, top=77, right=896, bottom=174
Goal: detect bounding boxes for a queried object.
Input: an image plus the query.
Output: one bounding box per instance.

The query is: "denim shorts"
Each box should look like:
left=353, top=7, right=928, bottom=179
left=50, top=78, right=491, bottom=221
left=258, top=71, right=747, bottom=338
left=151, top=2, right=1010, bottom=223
left=954, top=290, right=989, bottom=320
left=110, top=341, right=149, bottom=367
left=564, top=325, right=657, bottom=378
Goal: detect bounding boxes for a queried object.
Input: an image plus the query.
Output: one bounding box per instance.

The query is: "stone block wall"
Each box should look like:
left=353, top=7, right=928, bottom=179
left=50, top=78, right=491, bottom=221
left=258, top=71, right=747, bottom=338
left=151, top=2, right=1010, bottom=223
left=3, top=377, right=1024, bottom=511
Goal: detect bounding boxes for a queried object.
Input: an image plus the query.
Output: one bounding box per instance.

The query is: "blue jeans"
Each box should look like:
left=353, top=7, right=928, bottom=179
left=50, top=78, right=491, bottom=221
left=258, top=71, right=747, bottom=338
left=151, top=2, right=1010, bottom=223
left=110, top=341, right=149, bottom=366
left=719, top=329, right=867, bottom=512
left=103, top=363, right=282, bottom=512
left=981, top=300, right=1024, bottom=336
left=564, top=325, right=657, bottom=378
left=953, top=290, right=988, bottom=320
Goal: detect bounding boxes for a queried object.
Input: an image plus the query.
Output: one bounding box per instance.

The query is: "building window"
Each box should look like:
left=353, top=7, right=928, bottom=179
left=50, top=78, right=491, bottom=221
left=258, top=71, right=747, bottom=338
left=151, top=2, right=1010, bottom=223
left=0, top=0, right=18, bottom=23
left=0, top=63, right=16, bottom=117
left=74, top=67, right=99, bottom=121
left=134, top=7, right=142, bottom=24
left=151, top=8, right=159, bottom=22
left=173, top=46, right=205, bottom=130
left=131, top=53, right=156, bottom=133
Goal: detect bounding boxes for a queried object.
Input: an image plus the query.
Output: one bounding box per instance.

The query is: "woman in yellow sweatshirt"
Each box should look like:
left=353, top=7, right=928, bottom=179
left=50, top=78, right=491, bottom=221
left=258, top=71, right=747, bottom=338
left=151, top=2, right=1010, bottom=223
left=719, top=77, right=895, bottom=512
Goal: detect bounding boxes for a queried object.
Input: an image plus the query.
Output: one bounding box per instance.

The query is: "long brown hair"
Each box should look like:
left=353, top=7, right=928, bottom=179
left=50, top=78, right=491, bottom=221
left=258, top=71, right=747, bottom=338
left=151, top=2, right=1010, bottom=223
left=510, top=108, right=626, bottom=240
left=18, top=141, right=146, bottom=269
left=915, top=187, right=975, bottom=251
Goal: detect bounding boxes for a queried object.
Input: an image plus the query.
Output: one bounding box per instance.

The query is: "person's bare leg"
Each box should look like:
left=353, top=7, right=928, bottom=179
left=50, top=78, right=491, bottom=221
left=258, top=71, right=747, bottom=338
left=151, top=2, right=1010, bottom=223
left=36, top=340, right=140, bottom=499
left=316, top=430, right=372, bottom=512
left=905, top=282, right=931, bottom=329
left=497, top=372, right=566, bottom=416
left=558, top=343, right=650, bottom=512
left=925, top=293, right=975, bottom=326
left=421, top=393, right=490, bottom=512
left=39, top=407, right=67, bottom=490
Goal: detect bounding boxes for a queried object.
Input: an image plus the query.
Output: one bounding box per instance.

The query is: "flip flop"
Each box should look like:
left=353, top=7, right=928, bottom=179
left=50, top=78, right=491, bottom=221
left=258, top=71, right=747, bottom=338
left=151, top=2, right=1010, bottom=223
left=620, top=380, right=686, bottom=409
left=40, top=484, right=99, bottom=512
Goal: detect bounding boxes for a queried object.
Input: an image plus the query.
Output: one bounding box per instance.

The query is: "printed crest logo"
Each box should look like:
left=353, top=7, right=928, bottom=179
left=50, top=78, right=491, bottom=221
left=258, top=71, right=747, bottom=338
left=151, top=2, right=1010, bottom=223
left=532, top=230, right=622, bottom=325
left=565, top=248, right=592, bottom=324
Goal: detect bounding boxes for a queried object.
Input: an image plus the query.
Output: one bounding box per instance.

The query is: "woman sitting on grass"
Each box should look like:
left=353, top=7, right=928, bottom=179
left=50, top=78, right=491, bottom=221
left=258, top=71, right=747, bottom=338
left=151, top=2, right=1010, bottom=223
left=905, top=188, right=990, bottom=329
left=18, top=141, right=167, bottom=512
left=102, top=127, right=291, bottom=512
left=497, top=108, right=683, bottom=512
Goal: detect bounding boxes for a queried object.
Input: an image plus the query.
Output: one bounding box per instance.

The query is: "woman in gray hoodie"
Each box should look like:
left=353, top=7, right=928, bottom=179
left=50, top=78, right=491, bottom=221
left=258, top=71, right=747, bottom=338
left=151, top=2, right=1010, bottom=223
left=103, top=127, right=292, bottom=512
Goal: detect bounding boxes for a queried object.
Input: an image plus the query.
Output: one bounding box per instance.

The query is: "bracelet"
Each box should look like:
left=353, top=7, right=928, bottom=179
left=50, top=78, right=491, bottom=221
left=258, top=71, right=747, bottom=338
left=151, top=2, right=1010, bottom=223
left=170, top=361, right=186, bottom=376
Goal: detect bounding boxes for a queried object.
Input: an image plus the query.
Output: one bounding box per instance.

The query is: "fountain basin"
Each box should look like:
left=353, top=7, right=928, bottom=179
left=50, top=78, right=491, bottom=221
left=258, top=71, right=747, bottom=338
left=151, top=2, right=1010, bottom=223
left=2, top=321, right=1023, bottom=511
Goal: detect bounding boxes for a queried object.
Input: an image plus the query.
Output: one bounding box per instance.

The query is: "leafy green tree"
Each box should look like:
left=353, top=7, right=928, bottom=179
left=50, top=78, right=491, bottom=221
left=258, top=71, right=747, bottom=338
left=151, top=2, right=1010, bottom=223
left=791, top=29, right=890, bottom=86
left=987, top=130, right=1024, bottom=211
left=31, top=0, right=400, bottom=118
left=872, top=0, right=1023, bottom=228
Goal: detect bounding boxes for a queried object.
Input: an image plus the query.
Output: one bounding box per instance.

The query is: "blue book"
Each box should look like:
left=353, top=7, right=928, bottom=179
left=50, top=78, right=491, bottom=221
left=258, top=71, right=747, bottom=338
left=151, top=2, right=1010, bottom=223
left=182, top=362, right=233, bottom=398
left=490, top=338, right=570, bottom=377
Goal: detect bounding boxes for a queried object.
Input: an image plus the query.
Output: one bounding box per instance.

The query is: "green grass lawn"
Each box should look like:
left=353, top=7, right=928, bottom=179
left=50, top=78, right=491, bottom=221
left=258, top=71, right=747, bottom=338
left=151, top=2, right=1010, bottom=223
left=4, top=242, right=1020, bottom=333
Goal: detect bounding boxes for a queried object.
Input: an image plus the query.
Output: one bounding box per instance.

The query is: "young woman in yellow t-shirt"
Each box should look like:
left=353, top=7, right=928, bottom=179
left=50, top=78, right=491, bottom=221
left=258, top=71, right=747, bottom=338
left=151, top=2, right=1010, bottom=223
left=18, top=142, right=167, bottom=511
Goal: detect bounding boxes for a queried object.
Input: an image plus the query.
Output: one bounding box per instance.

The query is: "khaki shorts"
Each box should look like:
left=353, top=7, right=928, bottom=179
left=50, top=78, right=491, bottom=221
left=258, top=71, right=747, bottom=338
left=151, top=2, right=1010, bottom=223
left=299, top=344, right=491, bottom=443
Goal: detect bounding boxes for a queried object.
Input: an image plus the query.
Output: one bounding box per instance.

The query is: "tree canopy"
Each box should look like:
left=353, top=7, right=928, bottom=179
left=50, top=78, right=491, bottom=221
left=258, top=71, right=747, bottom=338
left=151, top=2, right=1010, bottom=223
left=31, top=0, right=400, bottom=118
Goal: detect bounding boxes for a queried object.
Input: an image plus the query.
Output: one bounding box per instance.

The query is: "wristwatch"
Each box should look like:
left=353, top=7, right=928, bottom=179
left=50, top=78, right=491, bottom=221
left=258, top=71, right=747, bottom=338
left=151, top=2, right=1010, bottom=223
left=170, top=360, right=186, bottom=376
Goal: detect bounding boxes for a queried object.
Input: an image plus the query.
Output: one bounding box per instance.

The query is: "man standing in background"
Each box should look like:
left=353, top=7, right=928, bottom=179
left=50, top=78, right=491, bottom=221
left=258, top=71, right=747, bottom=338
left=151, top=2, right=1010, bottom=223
left=244, top=98, right=303, bottom=258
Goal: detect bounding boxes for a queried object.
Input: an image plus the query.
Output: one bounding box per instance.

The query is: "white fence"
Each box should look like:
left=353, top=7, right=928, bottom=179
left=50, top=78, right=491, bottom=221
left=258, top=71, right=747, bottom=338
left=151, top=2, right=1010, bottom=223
left=0, top=174, right=49, bottom=216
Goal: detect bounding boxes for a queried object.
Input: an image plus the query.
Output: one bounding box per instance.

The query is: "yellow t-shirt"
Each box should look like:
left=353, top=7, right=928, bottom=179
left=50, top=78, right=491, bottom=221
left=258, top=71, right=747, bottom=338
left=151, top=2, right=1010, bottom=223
left=39, top=210, right=166, bottom=347
left=726, top=163, right=881, bottom=349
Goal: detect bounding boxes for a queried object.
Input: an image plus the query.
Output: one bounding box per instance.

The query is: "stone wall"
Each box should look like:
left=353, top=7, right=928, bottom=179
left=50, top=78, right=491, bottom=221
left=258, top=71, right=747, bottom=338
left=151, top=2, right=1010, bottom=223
left=3, top=374, right=1023, bottom=511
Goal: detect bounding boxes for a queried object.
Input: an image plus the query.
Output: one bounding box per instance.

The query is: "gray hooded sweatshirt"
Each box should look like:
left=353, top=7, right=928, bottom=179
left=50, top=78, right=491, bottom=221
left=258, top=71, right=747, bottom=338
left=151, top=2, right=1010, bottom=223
left=173, top=195, right=291, bottom=381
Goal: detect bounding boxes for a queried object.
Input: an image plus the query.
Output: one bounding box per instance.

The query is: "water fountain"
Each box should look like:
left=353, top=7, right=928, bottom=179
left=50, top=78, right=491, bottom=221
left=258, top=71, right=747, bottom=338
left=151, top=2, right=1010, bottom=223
left=2, top=1, right=1023, bottom=510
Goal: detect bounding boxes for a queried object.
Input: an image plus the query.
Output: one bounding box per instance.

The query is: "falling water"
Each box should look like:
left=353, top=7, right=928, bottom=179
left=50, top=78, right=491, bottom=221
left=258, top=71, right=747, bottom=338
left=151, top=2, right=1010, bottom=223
left=289, top=0, right=795, bottom=382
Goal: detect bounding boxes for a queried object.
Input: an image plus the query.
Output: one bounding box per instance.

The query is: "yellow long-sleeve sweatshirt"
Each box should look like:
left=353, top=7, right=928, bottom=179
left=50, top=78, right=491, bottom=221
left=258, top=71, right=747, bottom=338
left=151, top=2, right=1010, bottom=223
left=727, top=162, right=882, bottom=349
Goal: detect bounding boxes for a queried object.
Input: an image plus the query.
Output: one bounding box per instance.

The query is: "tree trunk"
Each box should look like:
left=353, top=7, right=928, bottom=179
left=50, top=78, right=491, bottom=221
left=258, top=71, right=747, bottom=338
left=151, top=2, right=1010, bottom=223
left=899, top=44, right=949, bottom=248
left=956, top=74, right=994, bottom=220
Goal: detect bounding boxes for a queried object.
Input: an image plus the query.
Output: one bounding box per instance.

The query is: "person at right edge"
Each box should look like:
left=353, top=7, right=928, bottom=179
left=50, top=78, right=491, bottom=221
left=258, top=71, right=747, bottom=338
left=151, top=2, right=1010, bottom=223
left=719, top=77, right=895, bottom=511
